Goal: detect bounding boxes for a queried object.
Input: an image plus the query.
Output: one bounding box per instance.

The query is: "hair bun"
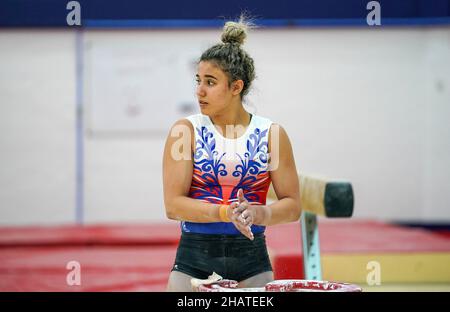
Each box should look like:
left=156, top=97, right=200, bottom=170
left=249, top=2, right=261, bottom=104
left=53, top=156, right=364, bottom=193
left=221, top=21, right=247, bottom=45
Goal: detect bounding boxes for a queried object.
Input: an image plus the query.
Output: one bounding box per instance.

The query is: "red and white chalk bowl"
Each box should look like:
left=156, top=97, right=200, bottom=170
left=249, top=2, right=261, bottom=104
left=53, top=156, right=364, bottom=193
left=197, top=279, right=362, bottom=292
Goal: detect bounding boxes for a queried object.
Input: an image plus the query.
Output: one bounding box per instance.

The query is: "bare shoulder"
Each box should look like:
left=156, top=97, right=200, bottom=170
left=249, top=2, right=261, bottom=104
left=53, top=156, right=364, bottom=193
left=269, top=123, right=289, bottom=136
left=164, top=118, right=195, bottom=158
left=166, top=118, right=194, bottom=140
left=169, top=118, right=194, bottom=131
left=268, top=123, right=292, bottom=151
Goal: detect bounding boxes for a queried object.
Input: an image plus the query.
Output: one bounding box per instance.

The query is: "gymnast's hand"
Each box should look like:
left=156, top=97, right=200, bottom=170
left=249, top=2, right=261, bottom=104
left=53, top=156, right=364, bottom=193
left=232, top=188, right=272, bottom=230
left=229, top=189, right=254, bottom=240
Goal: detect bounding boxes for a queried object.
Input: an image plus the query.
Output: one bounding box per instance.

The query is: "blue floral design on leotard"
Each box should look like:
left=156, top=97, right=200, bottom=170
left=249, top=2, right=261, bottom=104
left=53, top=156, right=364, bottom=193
left=231, top=128, right=270, bottom=203
left=189, top=126, right=227, bottom=203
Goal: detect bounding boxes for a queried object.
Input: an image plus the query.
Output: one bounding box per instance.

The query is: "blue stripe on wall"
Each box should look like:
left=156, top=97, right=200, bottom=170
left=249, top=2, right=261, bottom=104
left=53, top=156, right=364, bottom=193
left=1, top=0, right=449, bottom=27
left=82, top=17, right=450, bottom=28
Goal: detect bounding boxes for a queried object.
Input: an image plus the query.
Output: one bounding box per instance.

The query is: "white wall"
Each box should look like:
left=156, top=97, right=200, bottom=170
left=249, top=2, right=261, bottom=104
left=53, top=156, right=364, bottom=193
left=0, top=27, right=449, bottom=225
left=246, top=28, right=450, bottom=222
left=0, top=30, right=76, bottom=225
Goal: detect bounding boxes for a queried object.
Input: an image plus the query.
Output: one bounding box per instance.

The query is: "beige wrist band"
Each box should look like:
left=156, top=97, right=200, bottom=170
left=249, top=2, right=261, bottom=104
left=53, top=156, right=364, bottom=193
left=219, top=205, right=230, bottom=222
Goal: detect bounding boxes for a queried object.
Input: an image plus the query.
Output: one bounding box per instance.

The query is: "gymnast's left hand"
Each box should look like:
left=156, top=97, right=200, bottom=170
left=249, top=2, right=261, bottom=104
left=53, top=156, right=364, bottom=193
left=232, top=189, right=271, bottom=228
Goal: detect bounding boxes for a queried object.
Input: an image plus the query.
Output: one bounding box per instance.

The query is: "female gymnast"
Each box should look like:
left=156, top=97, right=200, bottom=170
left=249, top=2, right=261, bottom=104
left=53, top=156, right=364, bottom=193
left=163, top=16, right=301, bottom=291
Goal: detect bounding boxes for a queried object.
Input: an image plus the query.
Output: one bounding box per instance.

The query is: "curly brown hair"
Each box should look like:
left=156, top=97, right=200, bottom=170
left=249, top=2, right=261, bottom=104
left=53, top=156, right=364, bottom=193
left=199, top=15, right=256, bottom=99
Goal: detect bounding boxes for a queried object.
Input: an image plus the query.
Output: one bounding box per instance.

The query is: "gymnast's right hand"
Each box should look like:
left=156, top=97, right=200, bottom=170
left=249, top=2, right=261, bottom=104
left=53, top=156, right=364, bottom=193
left=229, top=190, right=254, bottom=241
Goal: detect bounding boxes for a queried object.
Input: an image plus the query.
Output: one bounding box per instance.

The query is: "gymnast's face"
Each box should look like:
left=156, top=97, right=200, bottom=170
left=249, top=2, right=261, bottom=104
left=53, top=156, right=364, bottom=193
left=195, top=61, right=236, bottom=115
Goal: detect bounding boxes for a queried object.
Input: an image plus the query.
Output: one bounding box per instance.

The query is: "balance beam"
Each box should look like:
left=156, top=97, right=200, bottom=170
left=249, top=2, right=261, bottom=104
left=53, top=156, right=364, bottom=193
left=267, top=173, right=354, bottom=218
left=267, top=173, right=355, bottom=280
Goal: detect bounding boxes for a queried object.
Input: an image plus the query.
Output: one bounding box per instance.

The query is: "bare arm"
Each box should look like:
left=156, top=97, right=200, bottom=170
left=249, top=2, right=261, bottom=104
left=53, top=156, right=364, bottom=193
left=163, top=119, right=224, bottom=223
left=236, top=124, right=301, bottom=227
left=266, top=124, right=302, bottom=225
left=163, top=119, right=255, bottom=239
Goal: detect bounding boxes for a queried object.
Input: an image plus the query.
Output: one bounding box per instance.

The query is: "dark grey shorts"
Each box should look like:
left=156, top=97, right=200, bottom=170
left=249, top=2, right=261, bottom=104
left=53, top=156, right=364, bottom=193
left=171, top=232, right=273, bottom=282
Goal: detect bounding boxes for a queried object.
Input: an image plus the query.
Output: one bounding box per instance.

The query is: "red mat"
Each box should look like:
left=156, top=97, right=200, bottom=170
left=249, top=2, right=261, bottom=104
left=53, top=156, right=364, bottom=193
left=0, top=246, right=176, bottom=291
left=1, top=220, right=449, bottom=291
left=0, top=222, right=180, bottom=247
left=266, top=220, right=450, bottom=254
left=265, top=220, right=450, bottom=280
